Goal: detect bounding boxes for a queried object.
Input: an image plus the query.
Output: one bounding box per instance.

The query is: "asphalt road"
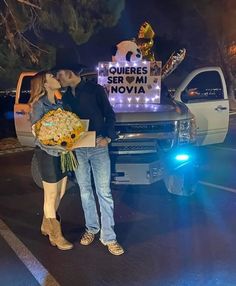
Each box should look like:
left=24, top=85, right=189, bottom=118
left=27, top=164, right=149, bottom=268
left=0, top=119, right=236, bottom=286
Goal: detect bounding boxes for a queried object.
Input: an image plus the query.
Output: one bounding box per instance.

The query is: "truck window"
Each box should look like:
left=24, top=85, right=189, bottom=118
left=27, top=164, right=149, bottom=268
left=19, top=76, right=32, bottom=104
left=81, top=72, right=97, bottom=83
left=181, top=71, right=224, bottom=103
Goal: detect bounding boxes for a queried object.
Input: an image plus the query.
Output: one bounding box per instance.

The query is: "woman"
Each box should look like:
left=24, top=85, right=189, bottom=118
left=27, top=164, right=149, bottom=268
left=29, top=71, right=73, bottom=250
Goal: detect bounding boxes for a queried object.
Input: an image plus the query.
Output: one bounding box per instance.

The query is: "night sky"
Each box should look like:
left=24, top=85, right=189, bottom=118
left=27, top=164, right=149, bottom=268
left=77, top=0, right=192, bottom=86
left=2, top=0, right=225, bottom=88
left=79, top=0, right=177, bottom=68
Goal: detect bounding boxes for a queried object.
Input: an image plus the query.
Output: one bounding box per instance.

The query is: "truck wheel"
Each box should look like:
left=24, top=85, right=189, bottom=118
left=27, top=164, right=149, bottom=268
left=31, top=153, right=77, bottom=190
left=164, top=167, right=198, bottom=196
left=31, top=153, right=43, bottom=189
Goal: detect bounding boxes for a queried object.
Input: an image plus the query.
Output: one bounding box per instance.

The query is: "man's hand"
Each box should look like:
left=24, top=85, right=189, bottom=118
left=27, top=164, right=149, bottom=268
left=96, top=137, right=111, bottom=147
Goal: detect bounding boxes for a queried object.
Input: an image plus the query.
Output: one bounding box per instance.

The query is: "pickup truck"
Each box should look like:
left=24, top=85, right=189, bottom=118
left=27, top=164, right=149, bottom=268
left=14, top=66, right=229, bottom=196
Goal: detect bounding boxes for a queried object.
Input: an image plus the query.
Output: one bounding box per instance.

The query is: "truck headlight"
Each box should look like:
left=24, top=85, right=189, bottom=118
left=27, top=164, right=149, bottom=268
left=175, top=154, right=190, bottom=161
left=178, top=117, right=196, bottom=144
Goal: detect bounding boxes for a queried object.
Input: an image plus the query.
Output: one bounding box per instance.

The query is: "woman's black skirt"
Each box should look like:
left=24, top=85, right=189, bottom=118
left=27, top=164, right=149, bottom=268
left=34, top=147, right=67, bottom=183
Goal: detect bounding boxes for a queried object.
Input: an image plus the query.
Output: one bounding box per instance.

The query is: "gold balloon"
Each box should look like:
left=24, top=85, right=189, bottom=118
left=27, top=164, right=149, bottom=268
left=136, top=22, right=156, bottom=61
left=136, top=21, right=186, bottom=79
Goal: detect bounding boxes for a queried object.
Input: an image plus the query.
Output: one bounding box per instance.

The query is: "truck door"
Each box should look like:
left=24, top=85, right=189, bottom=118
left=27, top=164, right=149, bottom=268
left=14, top=72, right=36, bottom=146
left=174, top=67, right=229, bottom=145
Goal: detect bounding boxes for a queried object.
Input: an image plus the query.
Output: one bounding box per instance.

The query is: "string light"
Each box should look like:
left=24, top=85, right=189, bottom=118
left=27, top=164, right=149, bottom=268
left=97, top=61, right=161, bottom=105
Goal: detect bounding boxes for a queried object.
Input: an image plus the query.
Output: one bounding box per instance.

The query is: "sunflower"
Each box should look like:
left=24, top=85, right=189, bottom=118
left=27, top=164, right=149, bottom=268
left=34, top=108, right=85, bottom=149
left=34, top=108, right=86, bottom=172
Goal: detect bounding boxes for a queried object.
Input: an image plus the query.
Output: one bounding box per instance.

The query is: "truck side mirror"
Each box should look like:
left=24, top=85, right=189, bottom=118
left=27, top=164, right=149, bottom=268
left=180, top=90, right=189, bottom=103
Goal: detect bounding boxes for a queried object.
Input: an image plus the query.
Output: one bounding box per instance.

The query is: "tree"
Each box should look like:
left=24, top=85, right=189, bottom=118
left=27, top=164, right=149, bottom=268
left=0, top=0, right=125, bottom=88
left=160, top=0, right=236, bottom=101
left=145, top=0, right=235, bottom=103
left=186, top=0, right=236, bottom=103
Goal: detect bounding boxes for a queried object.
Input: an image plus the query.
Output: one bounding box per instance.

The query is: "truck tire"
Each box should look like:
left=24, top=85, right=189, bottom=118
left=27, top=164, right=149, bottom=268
left=31, top=153, right=43, bottom=189
left=31, top=153, right=77, bottom=190
left=164, top=166, right=198, bottom=196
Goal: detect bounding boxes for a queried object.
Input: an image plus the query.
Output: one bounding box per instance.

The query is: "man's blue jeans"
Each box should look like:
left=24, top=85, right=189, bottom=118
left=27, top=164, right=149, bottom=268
left=74, top=146, right=116, bottom=244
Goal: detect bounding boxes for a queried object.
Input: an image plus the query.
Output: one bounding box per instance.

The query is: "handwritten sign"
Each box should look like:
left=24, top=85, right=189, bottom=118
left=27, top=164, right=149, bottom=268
left=97, top=61, right=162, bottom=104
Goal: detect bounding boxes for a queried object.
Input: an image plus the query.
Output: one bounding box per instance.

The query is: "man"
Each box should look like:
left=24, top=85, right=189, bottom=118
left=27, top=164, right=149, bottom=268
left=54, top=53, right=124, bottom=256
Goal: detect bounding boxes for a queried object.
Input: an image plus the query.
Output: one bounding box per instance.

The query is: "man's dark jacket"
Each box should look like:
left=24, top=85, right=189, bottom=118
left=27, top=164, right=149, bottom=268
left=62, top=80, right=116, bottom=139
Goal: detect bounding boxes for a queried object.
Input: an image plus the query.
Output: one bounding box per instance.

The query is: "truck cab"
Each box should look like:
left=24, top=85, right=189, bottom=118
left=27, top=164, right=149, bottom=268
left=14, top=66, right=229, bottom=196
left=174, top=67, right=229, bottom=146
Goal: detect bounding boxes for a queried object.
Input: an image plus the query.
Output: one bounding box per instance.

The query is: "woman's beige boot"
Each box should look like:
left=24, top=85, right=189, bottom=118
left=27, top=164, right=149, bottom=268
left=41, top=214, right=61, bottom=236
left=41, top=215, right=50, bottom=236
left=48, top=218, right=73, bottom=250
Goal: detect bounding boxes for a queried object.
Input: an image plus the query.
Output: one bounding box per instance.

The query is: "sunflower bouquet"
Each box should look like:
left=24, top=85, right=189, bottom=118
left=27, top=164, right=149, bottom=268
left=34, top=108, right=85, bottom=172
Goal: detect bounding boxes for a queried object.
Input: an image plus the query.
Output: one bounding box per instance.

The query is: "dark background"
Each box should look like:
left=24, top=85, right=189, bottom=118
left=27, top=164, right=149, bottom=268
left=0, top=94, right=16, bottom=139
left=79, top=0, right=184, bottom=66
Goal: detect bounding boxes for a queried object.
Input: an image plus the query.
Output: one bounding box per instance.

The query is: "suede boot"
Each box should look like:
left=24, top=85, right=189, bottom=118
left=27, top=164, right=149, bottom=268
left=48, top=218, right=73, bottom=251
left=41, top=214, right=61, bottom=236
left=41, top=216, right=50, bottom=236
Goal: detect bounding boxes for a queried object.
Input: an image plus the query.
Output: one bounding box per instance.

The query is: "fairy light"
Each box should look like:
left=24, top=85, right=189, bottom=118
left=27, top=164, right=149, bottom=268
left=98, top=61, right=161, bottom=105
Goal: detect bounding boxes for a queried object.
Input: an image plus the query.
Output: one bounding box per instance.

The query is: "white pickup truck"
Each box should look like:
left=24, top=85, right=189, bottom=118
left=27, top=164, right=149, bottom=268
left=14, top=66, right=229, bottom=196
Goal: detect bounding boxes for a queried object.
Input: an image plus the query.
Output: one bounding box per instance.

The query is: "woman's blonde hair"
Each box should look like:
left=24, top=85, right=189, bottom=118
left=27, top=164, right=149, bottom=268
left=28, top=71, right=47, bottom=105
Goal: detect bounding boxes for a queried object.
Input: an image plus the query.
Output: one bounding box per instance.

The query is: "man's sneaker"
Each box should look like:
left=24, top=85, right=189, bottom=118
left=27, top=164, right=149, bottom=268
left=106, top=242, right=124, bottom=256
left=80, top=231, right=95, bottom=245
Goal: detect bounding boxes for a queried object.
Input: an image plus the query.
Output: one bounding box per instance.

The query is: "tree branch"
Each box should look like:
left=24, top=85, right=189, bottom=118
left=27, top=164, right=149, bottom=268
left=2, top=0, right=46, bottom=63
left=16, top=0, right=41, bottom=10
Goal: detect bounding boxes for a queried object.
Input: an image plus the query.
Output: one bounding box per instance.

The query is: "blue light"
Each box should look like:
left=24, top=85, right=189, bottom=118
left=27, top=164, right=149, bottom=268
left=175, top=154, right=190, bottom=161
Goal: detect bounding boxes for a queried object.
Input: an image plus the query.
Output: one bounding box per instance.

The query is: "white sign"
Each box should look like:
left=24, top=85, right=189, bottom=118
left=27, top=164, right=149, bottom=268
left=97, top=61, right=162, bottom=105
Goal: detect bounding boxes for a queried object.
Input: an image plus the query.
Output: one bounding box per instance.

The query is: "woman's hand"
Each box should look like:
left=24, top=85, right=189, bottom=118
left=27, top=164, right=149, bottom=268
left=31, top=124, right=36, bottom=137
